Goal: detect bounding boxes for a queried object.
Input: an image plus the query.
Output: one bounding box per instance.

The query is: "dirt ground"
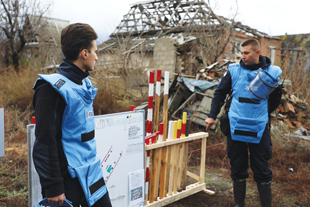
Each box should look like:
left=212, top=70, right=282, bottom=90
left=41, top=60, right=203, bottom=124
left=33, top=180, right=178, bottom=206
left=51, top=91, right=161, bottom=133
left=1, top=130, right=310, bottom=207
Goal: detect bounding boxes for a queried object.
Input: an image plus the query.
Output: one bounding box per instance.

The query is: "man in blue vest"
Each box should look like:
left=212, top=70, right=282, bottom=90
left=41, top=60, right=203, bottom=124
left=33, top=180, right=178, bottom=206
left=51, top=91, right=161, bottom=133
left=205, top=39, right=283, bottom=207
left=32, top=23, right=112, bottom=207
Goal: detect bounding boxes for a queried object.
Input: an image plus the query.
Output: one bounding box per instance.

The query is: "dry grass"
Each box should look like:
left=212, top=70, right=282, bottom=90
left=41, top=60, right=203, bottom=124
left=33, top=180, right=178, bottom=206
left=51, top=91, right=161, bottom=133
left=0, top=64, right=149, bottom=206
left=280, top=52, right=310, bottom=102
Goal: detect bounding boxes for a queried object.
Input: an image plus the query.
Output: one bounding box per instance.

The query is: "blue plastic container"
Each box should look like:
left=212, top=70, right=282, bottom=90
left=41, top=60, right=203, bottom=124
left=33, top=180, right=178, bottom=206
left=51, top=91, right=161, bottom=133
left=249, top=70, right=279, bottom=100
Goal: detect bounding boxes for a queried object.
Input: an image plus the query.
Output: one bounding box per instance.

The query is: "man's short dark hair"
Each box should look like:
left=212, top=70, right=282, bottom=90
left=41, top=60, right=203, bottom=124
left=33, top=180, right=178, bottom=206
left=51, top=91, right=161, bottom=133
left=61, top=23, right=98, bottom=61
left=241, top=39, right=260, bottom=51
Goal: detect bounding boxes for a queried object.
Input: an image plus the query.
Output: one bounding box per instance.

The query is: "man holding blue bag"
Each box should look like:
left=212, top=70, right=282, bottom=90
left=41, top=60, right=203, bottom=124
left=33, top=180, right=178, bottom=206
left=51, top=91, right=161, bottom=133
left=205, top=39, right=283, bottom=207
left=32, top=23, right=112, bottom=207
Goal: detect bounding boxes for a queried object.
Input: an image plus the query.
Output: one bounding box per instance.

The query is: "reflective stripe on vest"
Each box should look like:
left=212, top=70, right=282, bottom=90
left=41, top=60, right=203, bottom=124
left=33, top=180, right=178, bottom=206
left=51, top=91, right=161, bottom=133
left=34, top=74, right=106, bottom=206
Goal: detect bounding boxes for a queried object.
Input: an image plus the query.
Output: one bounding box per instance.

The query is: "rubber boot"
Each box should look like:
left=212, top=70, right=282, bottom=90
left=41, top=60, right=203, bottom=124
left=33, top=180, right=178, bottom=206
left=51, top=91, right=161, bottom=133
left=233, top=179, right=246, bottom=207
left=257, top=181, right=272, bottom=207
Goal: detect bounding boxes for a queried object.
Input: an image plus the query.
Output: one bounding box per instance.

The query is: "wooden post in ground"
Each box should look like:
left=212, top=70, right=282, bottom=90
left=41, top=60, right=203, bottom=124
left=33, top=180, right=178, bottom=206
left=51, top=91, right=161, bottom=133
left=149, top=70, right=162, bottom=203
left=181, top=112, right=188, bottom=190
left=153, top=70, right=161, bottom=133
left=145, top=132, right=158, bottom=205
left=146, top=71, right=154, bottom=204
left=159, top=71, right=169, bottom=199
left=168, top=121, right=178, bottom=196
left=200, top=135, right=207, bottom=184
left=173, top=119, right=182, bottom=193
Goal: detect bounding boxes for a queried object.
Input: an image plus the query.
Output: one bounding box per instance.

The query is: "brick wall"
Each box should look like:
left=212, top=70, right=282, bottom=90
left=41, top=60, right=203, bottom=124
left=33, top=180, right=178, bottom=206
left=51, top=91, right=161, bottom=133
left=153, top=38, right=177, bottom=78
left=222, top=31, right=282, bottom=66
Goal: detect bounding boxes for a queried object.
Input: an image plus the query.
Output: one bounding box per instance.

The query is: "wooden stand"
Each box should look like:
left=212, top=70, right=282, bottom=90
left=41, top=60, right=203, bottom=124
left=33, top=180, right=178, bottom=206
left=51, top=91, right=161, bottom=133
left=145, top=132, right=215, bottom=207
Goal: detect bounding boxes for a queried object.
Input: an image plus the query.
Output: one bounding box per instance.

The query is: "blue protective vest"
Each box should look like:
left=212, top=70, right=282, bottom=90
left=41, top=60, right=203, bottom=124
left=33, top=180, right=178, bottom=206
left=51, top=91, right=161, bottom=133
left=34, top=74, right=106, bottom=207
left=228, top=64, right=282, bottom=143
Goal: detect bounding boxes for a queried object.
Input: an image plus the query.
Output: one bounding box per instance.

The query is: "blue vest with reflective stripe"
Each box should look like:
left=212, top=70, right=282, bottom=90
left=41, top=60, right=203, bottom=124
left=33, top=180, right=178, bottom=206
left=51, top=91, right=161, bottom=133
left=228, top=64, right=282, bottom=143
left=34, top=74, right=106, bottom=206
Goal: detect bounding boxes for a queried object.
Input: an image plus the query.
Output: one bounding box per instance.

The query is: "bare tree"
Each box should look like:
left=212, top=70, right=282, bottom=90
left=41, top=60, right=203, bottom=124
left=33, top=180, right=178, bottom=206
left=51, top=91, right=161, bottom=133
left=0, top=0, right=52, bottom=71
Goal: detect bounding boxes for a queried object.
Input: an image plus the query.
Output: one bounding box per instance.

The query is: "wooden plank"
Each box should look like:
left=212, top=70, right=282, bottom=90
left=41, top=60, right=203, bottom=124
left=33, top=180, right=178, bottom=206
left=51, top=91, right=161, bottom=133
left=182, top=143, right=188, bottom=190
left=203, top=189, right=216, bottom=195
left=200, top=137, right=206, bottom=183
left=145, top=132, right=208, bottom=150
left=149, top=150, right=156, bottom=203
left=153, top=70, right=161, bottom=133
left=153, top=148, right=162, bottom=202
left=177, top=142, right=185, bottom=190
left=145, top=150, right=149, bottom=205
left=168, top=145, right=175, bottom=196
left=145, top=183, right=207, bottom=207
left=159, top=146, right=167, bottom=199
left=165, top=145, right=171, bottom=196
left=173, top=143, right=180, bottom=194
left=186, top=171, right=200, bottom=182
left=163, top=95, right=168, bottom=141
left=159, top=72, right=169, bottom=199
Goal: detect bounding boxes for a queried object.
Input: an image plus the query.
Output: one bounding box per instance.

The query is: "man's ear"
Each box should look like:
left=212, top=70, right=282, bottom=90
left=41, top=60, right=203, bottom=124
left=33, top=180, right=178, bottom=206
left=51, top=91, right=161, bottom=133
left=256, top=49, right=261, bottom=56
left=80, top=49, right=88, bottom=60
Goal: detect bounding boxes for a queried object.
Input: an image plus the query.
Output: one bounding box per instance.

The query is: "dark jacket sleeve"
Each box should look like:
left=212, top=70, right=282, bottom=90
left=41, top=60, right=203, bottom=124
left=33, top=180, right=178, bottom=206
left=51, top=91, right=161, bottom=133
left=268, top=84, right=284, bottom=114
left=32, top=81, right=66, bottom=197
left=208, top=70, right=232, bottom=119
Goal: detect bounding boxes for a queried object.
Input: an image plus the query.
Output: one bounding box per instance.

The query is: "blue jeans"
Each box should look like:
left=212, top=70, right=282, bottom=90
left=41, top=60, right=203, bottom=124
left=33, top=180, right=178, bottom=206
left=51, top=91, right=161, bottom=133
left=227, top=125, right=272, bottom=183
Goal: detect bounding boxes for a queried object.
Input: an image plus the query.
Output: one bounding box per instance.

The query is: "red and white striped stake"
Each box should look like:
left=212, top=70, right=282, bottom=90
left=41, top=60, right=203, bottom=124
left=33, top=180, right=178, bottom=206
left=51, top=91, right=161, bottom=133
left=147, top=71, right=155, bottom=136
left=158, top=123, right=163, bottom=142
left=145, top=132, right=158, bottom=204
left=153, top=70, right=161, bottom=132
left=156, top=70, right=161, bottom=99
left=163, top=71, right=169, bottom=140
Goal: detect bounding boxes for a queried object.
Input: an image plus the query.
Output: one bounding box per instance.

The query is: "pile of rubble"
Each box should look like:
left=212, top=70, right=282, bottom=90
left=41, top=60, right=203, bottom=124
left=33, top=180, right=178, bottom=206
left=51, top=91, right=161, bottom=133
left=272, top=86, right=310, bottom=140
left=137, top=59, right=310, bottom=140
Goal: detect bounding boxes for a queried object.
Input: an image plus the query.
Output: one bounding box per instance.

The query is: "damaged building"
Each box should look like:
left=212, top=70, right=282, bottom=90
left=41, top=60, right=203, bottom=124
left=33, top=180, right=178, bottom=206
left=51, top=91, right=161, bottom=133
left=275, top=33, right=310, bottom=71
left=98, top=0, right=282, bottom=76
left=24, top=15, right=69, bottom=69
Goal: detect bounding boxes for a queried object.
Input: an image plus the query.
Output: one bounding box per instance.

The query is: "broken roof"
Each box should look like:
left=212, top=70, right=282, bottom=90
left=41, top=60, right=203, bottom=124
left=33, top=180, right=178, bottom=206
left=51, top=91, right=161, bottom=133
left=111, top=0, right=276, bottom=39
left=279, top=33, right=310, bottom=49
left=25, top=14, right=69, bottom=44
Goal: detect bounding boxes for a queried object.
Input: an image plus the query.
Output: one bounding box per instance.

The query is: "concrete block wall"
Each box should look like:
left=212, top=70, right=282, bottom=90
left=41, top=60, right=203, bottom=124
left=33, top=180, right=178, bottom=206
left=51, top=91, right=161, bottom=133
left=153, top=38, right=177, bottom=78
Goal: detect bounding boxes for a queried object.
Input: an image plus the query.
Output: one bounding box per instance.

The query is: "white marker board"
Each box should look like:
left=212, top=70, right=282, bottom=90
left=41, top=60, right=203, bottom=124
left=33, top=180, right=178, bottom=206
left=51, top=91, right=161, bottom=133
left=95, top=110, right=145, bottom=207
left=0, top=108, right=5, bottom=157
left=28, top=110, right=145, bottom=207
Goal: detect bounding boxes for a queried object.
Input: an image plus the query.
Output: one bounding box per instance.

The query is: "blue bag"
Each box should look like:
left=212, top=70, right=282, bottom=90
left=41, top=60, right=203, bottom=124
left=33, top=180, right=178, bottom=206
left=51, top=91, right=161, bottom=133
left=35, top=198, right=73, bottom=207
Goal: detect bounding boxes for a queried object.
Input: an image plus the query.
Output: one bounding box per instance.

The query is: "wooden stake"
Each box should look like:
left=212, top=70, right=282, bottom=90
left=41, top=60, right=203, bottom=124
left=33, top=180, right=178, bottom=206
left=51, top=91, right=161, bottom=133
left=159, top=71, right=169, bottom=199
left=180, top=112, right=187, bottom=190
left=162, top=71, right=169, bottom=140
left=153, top=70, right=161, bottom=133
left=168, top=121, right=178, bottom=195
left=200, top=135, right=207, bottom=184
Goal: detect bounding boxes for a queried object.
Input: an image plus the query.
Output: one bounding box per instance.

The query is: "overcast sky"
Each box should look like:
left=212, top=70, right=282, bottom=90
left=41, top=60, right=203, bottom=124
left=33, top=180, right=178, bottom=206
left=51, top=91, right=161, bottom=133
left=48, top=0, right=310, bottom=44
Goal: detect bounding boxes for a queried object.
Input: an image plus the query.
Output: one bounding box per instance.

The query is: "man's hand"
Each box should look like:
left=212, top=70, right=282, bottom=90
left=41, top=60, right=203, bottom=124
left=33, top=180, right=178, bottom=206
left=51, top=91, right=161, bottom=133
left=205, top=118, right=215, bottom=131
left=47, top=193, right=66, bottom=206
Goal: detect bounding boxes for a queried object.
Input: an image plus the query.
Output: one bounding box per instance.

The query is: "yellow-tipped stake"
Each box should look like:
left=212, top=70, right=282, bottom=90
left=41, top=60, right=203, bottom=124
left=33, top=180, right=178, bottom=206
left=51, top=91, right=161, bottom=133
left=172, top=121, right=178, bottom=140
left=181, top=112, right=187, bottom=138
left=179, top=112, right=188, bottom=190
left=177, top=119, right=182, bottom=138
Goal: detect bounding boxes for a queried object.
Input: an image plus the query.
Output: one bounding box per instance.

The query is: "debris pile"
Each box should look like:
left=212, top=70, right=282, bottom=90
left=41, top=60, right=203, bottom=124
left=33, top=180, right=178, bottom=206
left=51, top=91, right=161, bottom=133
left=272, top=88, right=310, bottom=140
left=137, top=60, right=310, bottom=140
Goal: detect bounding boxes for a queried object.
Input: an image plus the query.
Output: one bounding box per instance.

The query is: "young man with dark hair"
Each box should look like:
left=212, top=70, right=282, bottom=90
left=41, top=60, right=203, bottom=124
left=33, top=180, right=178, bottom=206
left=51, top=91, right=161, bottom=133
left=32, top=23, right=112, bottom=207
left=205, top=39, right=283, bottom=207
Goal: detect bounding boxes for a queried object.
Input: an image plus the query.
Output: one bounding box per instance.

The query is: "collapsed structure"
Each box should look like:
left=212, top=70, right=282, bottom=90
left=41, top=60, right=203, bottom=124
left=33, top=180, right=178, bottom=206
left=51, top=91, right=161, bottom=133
left=98, top=0, right=281, bottom=76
